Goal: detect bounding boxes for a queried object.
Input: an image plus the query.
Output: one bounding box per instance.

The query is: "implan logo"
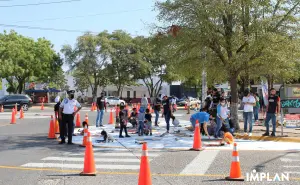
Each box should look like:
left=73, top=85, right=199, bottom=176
left=246, top=170, right=289, bottom=182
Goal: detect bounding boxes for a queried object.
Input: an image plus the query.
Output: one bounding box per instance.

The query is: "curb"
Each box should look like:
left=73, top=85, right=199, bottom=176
left=235, top=135, right=300, bottom=143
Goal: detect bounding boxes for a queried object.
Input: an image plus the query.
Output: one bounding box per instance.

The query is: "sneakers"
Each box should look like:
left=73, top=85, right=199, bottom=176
left=59, top=140, right=66, bottom=144
left=125, top=135, right=131, bottom=137
left=119, top=135, right=124, bottom=138
left=271, top=132, right=276, bottom=137
left=248, top=133, right=252, bottom=136
left=262, top=132, right=269, bottom=136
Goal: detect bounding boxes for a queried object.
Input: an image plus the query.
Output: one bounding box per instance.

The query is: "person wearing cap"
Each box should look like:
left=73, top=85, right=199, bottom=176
left=162, top=95, right=172, bottom=133
left=96, top=92, right=106, bottom=127
left=59, top=90, right=82, bottom=144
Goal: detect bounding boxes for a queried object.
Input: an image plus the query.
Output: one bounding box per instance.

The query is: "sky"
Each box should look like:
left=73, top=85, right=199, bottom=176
left=0, top=0, right=159, bottom=53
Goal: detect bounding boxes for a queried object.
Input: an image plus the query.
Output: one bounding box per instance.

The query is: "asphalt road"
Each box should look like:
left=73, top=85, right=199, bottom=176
left=0, top=107, right=299, bottom=185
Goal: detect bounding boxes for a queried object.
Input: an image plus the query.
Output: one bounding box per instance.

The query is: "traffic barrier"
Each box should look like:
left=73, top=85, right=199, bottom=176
left=225, top=143, right=244, bottom=181
left=10, top=108, right=16, bottom=124
left=108, top=109, right=114, bottom=124
left=138, top=142, right=152, bottom=185
left=75, top=113, right=81, bottom=128
left=80, top=125, right=88, bottom=147
left=47, top=115, right=56, bottom=139
left=19, top=107, right=24, bottom=119
left=190, top=120, right=203, bottom=151
left=80, top=131, right=96, bottom=176
left=85, top=113, right=89, bottom=124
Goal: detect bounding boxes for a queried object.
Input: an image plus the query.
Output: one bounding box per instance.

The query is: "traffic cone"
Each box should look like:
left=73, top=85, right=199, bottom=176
left=90, top=103, right=94, bottom=111
left=19, top=107, right=24, bottom=119
left=75, top=113, right=81, bottom=128
left=184, top=104, right=187, bottom=110
left=80, top=125, right=88, bottom=147
left=85, top=113, right=89, bottom=124
left=190, top=120, right=203, bottom=151
left=109, top=109, right=114, bottom=124
left=74, top=106, right=77, bottom=115
left=138, top=143, right=152, bottom=185
left=0, top=105, right=3, bottom=112
left=93, top=103, right=97, bottom=111
left=48, top=115, right=56, bottom=139
left=10, top=109, right=16, bottom=124
left=80, top=131, right=96, bottom=176
left=41, top=102, right=44, bottom=110
left=14, top=103, right=18, bottom=114
left=55, top=119, right=60, bottom=134
left=225, top=143, right=244, bottom=181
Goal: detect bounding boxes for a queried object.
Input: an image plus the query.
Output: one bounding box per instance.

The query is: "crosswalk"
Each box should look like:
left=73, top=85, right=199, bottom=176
left=21, top=148, right=161, bottom=171
left=280, top=152, right=300, bottom=176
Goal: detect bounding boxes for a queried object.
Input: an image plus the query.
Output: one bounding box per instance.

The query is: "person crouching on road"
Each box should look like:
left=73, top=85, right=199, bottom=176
left=190, top=107, right=211, bottom=139
left=119, top=105, right=130, bottom=138
left=59, top=90, right=82, bottom=144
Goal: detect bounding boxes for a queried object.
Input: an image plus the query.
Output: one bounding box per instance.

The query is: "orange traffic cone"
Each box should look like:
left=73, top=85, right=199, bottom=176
left=75, top=113, right=81, bottom=128
left=93, top=103, right=97, bottom=111
left=14, top=103, right=18, bottom=115
left=108, top=109, right=114, bottom=124
left=85, top=113, right=89, bottom=124
left=0, top=105, right=3, bottom=112
left=48, top=115, right=56, bottom=139
left=190, top=120, right=203, bottom=151
left=90, top=103, right=94, bottom=111
left=138, top=143, right=152, bottom=185
left=19, top=107, right=24, bottom=119
left=225, top=143, right=244, bottom=181
left=41, top=102, right=44, bottom=110
left=74, top=106, right=77, bottom=115
left=184, top=104, right=187, bottom=110
left=10, top=108, right=16, bottom=124
left=55, top=119, right=60, bottom=134
left=80, top=126, right=88, bottom=147
left=80, top=131, right=96, bottom=176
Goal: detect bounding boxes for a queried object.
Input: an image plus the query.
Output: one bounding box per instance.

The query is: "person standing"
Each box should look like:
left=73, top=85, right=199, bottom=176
left=171, top=95, right=177, bottom=112
left=215, top=98, right=230, bottom=138
left=96, top=92, right=106, bottom=127
left=154, top=97, right=161, bottom=126
left=262, top=88, right=280, bottom=137
left=119, top=105, right=130, bottom=138
left=253, top=93, right=260, bottom=123
left=242, top=89, right=256, bottom=136
left=141, top=94, right=148, bottom=109
left=59, top=90, right=82, bottom=144
left=162, top=95, right=172, bottom=133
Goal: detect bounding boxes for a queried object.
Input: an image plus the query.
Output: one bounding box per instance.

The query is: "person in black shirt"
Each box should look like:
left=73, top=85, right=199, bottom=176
left=162, top=95, right=172, bottom=133
left=96, top=92, right=106, bottom=127
left=54, top=98, right=67, bottom=137
left=119, top=105, right=130, bottom=138
left=262, top=88, right=280, bottom=136
left=145, top=108, right=152, bottom=136
left=154, top=97, right=161, bottom=126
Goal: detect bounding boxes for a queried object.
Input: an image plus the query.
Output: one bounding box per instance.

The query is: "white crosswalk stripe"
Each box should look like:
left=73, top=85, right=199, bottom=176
left=20, top=149, right=161, bottom=171
left=281, top=152, right=300, bottom=175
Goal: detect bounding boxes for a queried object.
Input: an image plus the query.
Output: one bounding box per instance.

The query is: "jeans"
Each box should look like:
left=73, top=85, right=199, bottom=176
left=214, top=117, right=222, bottom=137
left=254, top=106, right=259, bottom=121
left=119, top=122, right=129, bottom=136
left=243, top=112, right=253, bottom=133
left=265, top=113, right=276, bottom=134
left=164, top=111, right=171, bottom=131
left=154, top=110, right=159, bottom=125
left=138, top=121, right=144, bottom=135
left=96, top=109, right=104, bottom=127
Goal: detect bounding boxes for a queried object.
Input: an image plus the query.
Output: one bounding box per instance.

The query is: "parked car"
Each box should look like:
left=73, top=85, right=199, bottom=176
left=0, top=94, right=33, bottom=111
left=105, top=96, right=126, bottom=106
left=177, top=97, right=201, bottom=106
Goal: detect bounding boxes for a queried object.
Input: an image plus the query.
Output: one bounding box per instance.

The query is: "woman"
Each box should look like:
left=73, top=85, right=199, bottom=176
left=215, top=98, right=230, bottom=138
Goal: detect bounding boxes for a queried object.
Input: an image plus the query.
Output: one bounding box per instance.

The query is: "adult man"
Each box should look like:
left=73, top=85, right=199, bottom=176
left=59, top=90, right=82, bottom=144
left=96, top=92, right=106, bottom=127
left=190, top=107, right=211, bottom=138
left=263, top=88, right=280, bottom=136
left=162, top=95, right=172, bottom=133
left=141, top=94, right=148, bottom=109
left=154, top=97, right=161, bottom=126
left=242, top=89, right=256, bottom=136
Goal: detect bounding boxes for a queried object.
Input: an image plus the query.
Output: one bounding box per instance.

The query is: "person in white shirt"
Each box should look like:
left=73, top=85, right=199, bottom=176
left=141, top=94, right=148, bottom=109
left=171, top=95, right=177, bottom=112
left=59, top=90, right=82, bottom=144
left=242, top=90, right=256, bottom=136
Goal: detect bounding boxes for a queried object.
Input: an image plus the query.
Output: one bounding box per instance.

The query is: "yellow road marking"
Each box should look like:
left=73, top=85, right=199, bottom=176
left=0, top=165, right=299, bottom=180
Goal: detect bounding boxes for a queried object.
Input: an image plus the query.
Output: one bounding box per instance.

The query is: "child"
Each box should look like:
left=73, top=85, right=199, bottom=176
left=171, top=115, right=180, bottom=133
left=96, top=130, right=115, bottom=143
left=144, top=108, right=152, bottom=136
left=129, top=108, right=138, bottom=128
left=80, top=121, right=88, bottom=135
left=138, top=108, right=145, bottom=136
left=119, top=105, right=130, bottom=138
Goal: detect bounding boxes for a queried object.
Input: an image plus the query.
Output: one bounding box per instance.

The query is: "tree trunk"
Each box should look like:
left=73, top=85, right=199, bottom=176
left=230, top=74, right=240, bottom=130
left=17, top=79, right=24, bottom=94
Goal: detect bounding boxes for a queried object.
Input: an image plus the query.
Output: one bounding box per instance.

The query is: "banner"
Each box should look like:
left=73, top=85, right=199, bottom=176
left=261, top=80, right=268, bottom=106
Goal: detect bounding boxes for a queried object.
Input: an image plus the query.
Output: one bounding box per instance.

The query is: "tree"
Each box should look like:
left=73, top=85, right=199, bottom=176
left=106, top=30, right=140, bottom=96
left=61, top=31, right=111, bottom=101
left=156, top=0, right=300, bottom=130
left=0, top=30, right=58, bottom=94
